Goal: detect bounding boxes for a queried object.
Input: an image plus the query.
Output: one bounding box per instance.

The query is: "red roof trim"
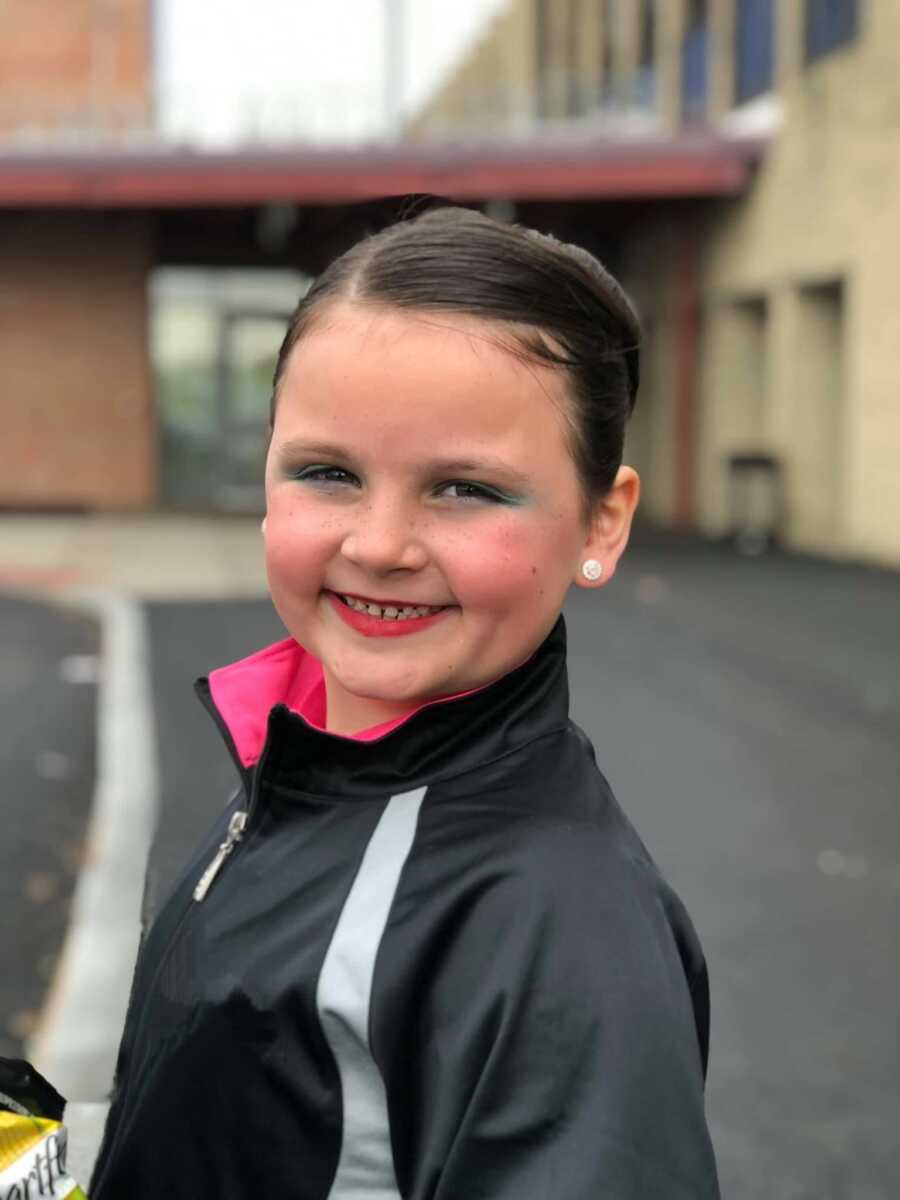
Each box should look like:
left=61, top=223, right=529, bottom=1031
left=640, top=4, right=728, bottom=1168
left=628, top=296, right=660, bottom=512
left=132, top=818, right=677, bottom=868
left=0, top=134, right=766, bottom=207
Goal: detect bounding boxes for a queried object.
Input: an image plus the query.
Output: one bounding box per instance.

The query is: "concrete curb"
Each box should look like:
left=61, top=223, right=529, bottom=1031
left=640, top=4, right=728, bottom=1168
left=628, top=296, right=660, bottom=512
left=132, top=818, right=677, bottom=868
left=65, top=1101, right=111, bottom=1189
left=27, top=590, right=158, bottom=1111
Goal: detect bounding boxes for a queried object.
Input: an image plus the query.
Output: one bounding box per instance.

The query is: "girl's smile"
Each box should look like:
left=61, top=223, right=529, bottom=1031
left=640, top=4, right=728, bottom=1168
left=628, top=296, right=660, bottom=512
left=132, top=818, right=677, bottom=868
left=326, top=590, right=453, bottom=637
left=263, top=303, right=635, bottom=735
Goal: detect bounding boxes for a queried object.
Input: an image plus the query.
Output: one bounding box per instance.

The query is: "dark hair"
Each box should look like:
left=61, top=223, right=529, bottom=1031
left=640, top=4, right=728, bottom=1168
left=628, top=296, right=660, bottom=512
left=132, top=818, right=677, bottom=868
left=271, top=206, right=640, bottom=509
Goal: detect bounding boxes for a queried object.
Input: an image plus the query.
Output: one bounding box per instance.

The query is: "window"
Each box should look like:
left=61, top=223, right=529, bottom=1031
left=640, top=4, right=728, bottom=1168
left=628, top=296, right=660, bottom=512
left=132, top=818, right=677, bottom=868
left=535, top=0, right=551, bottom=118
left=639, top=0, right=655, bottom=69
left=151, top=269, right=305, bottom=510
left=805, top=0, right=859, bottom=63
left=567, top=0, right=583, bottom=115
left=791, top=281, right=845, bottom=543
left=600, top=0, right=616, bottom=101
left=734, top=0, right=774, bottom=104
left=634, top=0, right=656, bottom=110
left=681, top=0, right=709, bottom=124
left=728, top=296, right=769, bottom=448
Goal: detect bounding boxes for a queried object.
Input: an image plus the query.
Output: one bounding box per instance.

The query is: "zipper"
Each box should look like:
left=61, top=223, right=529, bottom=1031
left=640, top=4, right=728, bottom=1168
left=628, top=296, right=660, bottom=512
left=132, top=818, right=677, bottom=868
left=193, top=809, right=248, bottom=902
left=192, top=734, right=271, bottom=903
left=94, top=723, right=272, bottom=1191
left=189, top=683, right=278, bottom=906
left=92, top=797, right=244, bottom=1190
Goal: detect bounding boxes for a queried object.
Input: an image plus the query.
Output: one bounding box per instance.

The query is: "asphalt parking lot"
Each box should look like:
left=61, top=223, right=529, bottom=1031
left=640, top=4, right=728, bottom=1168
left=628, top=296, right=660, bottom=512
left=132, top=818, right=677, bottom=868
left=3, top=523, right=899, bottom=1197
left=0, top=594, right=98, bottom=1059
left=141, top=529, right=900, bottom=1200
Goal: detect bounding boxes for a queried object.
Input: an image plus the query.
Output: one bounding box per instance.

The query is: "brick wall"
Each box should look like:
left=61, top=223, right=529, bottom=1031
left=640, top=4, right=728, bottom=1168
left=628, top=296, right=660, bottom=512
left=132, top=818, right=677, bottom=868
left=0, top=0, right=150, bottom=139
left=0, top=212, right=157, bottom=509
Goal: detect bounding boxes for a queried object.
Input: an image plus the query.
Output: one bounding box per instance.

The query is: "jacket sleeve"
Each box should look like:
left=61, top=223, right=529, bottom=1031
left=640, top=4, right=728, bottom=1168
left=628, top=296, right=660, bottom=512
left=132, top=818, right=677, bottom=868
left=376, top=821, right=720, bottom=1200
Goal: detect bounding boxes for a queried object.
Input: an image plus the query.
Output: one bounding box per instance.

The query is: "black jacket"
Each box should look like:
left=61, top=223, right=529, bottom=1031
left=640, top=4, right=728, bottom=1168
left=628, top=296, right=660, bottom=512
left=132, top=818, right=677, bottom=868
left=90, top=617, right=719, bottom=1199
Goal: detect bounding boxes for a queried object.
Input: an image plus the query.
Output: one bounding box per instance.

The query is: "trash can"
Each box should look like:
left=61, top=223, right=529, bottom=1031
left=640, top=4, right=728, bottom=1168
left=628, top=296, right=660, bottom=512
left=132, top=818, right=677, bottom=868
left=726, top=452, right=782, bottom=555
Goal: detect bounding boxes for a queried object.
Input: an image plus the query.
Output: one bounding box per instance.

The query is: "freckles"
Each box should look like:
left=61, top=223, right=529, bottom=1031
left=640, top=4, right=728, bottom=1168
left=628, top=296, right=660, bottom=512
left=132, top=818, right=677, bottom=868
left=529, top=565, right=544, bottom=597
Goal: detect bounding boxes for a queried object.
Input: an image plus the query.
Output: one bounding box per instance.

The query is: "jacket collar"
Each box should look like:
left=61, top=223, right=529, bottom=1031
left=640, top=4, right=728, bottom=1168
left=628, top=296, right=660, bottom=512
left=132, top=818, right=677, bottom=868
left=196, top=616, right=570, bottom=798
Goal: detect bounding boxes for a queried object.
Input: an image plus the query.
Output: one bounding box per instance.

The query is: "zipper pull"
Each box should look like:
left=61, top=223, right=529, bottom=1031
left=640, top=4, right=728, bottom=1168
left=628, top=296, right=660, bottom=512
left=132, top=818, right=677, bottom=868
left=193, top=810, right=248, bottom=902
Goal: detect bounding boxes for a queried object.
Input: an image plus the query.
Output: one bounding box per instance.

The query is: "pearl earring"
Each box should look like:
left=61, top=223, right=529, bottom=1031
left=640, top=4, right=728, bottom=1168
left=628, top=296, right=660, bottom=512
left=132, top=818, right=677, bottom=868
left=581, top=559, right=603, bottom=581
left=260, top=518, right=267, bottom=535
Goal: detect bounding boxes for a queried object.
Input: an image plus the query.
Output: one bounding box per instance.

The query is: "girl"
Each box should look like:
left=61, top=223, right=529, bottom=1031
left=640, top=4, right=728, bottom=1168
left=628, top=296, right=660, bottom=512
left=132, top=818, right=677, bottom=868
left=91, top=207, right=720, bottom=1198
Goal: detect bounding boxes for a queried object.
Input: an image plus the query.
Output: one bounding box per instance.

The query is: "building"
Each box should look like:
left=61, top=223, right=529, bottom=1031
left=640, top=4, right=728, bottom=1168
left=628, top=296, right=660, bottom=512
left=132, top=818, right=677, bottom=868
left=0, top=0, right=157, bottom=509
left=0, top=0, right=152, bottom=143
left=0, top=0, right=757, bottom=520
left=413, top=0, right=899, bottom=569
left=4, top=0, right=894, bottom=569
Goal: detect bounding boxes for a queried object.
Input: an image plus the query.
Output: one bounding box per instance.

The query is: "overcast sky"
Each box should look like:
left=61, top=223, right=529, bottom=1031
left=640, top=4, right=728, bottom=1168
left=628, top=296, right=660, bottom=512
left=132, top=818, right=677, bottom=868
left=157, top=0, right=506, bottom=143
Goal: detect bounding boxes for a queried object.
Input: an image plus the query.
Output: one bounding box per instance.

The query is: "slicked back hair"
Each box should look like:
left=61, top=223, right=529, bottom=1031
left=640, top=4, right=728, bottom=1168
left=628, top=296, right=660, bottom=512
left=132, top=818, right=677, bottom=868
left=271, top=206, right=640, bottom=511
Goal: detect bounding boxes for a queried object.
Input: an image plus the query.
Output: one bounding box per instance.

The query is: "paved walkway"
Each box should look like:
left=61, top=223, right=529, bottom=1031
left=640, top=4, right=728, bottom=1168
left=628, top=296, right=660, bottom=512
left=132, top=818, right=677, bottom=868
left=0, top=513, right=268, bottom=598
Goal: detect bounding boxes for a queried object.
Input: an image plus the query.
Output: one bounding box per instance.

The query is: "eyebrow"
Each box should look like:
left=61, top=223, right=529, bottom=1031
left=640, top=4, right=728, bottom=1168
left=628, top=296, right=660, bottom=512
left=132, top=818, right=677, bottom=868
left=275, top=439, right=532, bottom=489
left=428, top=458, right=532, bottom=489
left=276, top=439, right=355, bottom=462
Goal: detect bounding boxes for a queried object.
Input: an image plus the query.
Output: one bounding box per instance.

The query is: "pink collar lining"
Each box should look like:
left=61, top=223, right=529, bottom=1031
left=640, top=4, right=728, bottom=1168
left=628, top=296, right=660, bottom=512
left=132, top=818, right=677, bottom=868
left=208, top=637, right=473, bottom=768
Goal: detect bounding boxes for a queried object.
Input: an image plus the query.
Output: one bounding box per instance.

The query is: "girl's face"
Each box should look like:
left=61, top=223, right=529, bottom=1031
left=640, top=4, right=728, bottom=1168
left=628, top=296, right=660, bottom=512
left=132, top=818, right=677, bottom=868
left=264, top=303, right=637, bottom=735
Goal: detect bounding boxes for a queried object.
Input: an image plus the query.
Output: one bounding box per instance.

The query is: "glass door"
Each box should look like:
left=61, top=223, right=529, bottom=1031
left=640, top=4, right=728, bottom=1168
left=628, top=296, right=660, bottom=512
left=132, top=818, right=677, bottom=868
left=152, top=268, right=305, bottom=511
left=214, top=311, right=290, bottom=511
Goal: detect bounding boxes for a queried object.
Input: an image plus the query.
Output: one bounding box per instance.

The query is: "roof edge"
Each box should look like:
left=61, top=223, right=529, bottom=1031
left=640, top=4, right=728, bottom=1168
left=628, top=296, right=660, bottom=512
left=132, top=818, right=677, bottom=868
left=0, top=131, right=769, bottom=208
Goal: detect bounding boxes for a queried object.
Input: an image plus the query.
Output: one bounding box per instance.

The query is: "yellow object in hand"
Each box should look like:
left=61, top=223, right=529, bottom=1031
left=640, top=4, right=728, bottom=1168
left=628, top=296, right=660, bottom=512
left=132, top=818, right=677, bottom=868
left=0, top=1110, right=87, bottom=1199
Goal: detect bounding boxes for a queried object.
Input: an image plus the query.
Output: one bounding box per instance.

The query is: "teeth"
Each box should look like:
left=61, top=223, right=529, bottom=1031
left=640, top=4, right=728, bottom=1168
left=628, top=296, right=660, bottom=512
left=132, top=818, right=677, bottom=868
left=340, top=594, right=444, bottom=620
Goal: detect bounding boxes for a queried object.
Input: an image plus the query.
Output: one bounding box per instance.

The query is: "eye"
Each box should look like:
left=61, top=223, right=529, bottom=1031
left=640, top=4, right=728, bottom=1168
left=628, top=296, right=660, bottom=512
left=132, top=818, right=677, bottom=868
left=291, top=465, right=360, bottom=488
left=438, top=481, right=510, bottom=504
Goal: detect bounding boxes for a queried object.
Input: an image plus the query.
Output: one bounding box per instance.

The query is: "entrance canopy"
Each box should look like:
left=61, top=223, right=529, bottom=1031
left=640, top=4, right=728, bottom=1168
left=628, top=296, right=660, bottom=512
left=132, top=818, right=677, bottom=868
left=0, top=130, right=767, bottom=514
left=0, top=131, right=763, bottom=207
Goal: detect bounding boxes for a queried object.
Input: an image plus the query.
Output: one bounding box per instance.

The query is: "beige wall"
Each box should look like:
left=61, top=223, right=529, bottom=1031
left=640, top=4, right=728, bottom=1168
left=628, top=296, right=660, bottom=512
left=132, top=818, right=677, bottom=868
left=0, top=213, right=157, bottom=508
left=582, top=1, right=900, bottom=567
left=692, top=1, right=900, bottom=564
left=412, top=1, right=899, bottom=566
left=410, top=0, right=537, bottom=137
left=410, top=0, right=657, bottom=136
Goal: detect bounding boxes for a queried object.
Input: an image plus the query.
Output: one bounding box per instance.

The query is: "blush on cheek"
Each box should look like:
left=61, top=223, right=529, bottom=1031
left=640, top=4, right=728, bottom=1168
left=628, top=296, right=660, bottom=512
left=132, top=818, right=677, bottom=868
left=264, top=533, right=291, bottom=571
left=265, top=543, right=316, bottom=599
left=456, top=543, right=547, bottom=611
left=265, top=508, right=327, bottom=562
left=455, top=514, right=576, bottom=632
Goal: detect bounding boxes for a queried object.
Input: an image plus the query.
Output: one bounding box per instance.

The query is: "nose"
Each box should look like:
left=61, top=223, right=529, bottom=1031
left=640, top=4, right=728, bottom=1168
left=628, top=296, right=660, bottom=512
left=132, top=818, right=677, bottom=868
left=340, top=497, right=428, bottom=575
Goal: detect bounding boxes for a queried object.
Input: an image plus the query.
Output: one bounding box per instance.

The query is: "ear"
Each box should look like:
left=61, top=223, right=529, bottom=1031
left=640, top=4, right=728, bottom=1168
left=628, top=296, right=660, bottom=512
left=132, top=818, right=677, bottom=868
left=573, top=466, right=640, bottom=588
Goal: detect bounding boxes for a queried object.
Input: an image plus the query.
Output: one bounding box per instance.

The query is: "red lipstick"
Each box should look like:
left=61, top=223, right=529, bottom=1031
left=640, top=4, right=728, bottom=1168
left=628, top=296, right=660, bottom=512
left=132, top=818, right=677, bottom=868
left=326, top=592, right=451, bottom=638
